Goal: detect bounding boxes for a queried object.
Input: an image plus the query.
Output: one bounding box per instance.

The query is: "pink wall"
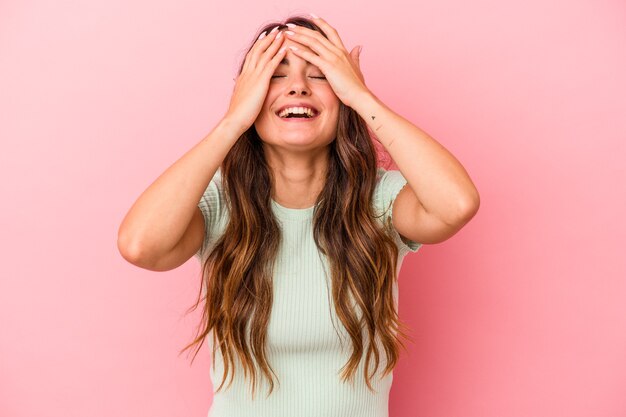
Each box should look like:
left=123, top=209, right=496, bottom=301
left=1, top=1, right=625, bottom=416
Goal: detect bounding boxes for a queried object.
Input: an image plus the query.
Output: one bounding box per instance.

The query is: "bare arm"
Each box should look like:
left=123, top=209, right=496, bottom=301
left=354, top=90, right=480, bottom=243
left=117, top=28, right=289, bottom=271
left=281, top=18, right=479, bottom=244
left=117, top=117, right=243, bottom=270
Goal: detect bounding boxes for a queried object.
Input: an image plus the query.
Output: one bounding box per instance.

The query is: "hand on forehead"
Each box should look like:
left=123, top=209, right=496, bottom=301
left=281, top=36, right=318, bottom=66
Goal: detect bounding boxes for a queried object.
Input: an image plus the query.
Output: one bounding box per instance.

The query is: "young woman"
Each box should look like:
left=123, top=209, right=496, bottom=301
left=118, top=14, right=479, bottom=417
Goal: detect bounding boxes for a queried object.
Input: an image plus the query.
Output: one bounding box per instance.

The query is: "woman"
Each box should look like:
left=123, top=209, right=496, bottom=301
left=118, top=14, right=479, bottom=417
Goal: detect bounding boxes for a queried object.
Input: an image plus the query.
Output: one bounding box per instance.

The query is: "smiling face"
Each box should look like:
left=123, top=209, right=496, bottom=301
left=253, top=34, right=340, bottom=152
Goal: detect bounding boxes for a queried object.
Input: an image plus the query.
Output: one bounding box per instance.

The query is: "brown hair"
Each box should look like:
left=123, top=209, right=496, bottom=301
left=180, top=15, right=412, bottom=399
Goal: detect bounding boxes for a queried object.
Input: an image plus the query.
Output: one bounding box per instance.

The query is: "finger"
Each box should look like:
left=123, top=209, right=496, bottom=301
left=304, top=16, right=348, bottom=52
left=349, top=46, right=360, bottom=65
left=285, top=26, right=344, bottom=57
left=263, top=44, right=289, bottom=76
left=243, top=27, right=278, bottom=73
left=349, top=46, right=365, bottom=82
left=284, top=45, right=326, bottom=72
left=257, top=30, right=286, bottom=68
left=243, top=26, right=281, bottom=73
left=241, top=35, right=264, bottom=74
left=284, top=30, right=339, bottom=61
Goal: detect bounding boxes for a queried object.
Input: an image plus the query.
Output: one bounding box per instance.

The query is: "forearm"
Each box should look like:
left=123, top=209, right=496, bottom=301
left=353, top=90, right=480, bottom=224
left=117, top=117, right=243, bottom=261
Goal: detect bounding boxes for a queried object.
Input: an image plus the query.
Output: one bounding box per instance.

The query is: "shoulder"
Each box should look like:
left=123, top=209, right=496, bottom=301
left=199, top=168, right=226, bottom=203
left=195, top=168, right=229, bottom=260
left=373, top=167, right=408, bottom=213
left=373, top=167, right=423, bottom=254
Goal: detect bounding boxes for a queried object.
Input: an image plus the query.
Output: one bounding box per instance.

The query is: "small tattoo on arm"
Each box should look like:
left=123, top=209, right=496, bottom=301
left=370, top=115, right=382, bottom=131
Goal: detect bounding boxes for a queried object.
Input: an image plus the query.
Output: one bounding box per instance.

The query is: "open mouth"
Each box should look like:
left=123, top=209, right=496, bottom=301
left=275, top=107, right=320, bottom=120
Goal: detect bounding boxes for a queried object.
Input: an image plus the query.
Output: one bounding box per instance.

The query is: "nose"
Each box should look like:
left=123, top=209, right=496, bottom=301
left=289, top=88, right=308, bottom=96
left=286, top=73, right=311, bottom=96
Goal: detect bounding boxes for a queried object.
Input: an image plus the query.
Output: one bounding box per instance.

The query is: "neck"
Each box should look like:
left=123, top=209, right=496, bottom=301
left=264, top=146, right=329, bottom=209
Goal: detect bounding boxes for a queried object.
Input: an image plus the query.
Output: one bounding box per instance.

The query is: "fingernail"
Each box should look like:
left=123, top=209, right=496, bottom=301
left=309, top=13, right=319, bottom=19
left=286, top=23, right=296, bottom=28
left=284, top=30, right=295, bottom=36
left=279, top=46, right=287, bottom=53
left=257, top=31, right=267, bottom=40
left=288, top=46, right=298, bottom=51
left=269, top=26, right=279, bottom=34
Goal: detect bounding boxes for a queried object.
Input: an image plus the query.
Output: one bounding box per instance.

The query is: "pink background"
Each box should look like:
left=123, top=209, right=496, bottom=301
left=1, top=0, right=625, bottom=416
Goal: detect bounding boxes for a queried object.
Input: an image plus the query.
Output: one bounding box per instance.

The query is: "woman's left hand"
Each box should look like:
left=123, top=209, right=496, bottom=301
left=284, top=17, right=369, bottom=109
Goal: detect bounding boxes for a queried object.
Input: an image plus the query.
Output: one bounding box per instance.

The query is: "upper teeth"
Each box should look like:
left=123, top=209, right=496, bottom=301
left=278, top=107, right=315, bottom=118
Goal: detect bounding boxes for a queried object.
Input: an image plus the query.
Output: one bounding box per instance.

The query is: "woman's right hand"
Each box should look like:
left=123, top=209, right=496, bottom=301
left=223, top=28, right=288, bottom=133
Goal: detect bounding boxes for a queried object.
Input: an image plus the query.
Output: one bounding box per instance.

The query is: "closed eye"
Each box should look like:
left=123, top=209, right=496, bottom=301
left=270, top=75, right=326, bottom=79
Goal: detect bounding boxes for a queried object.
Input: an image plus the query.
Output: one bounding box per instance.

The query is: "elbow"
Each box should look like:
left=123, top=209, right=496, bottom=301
left=118, top=232, right=170, bottom=271
left=458, top=191, right=480, bottom=222
left=117, top=230, right=153, bottom=268
left=117, top=232, right=141, bottom=265
left=444, top=189, right=480, bottom=227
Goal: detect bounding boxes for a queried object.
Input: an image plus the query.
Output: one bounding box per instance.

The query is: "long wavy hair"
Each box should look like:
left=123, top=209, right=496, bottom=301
left=180, top=15, right=413, bottom=399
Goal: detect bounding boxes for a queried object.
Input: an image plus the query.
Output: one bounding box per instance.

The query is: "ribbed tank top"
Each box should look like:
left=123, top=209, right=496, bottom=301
left=194, top=167, right=422, bottom=417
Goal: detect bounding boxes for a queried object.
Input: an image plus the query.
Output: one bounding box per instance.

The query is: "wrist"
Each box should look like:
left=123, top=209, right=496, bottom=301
left=349, top=89, right=380, bottom=120
left=218, top=115, right=249, bottom=140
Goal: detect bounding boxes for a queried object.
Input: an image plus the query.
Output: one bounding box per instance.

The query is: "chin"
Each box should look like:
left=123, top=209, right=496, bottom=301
left=260, top=132, right=334, bottom=150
